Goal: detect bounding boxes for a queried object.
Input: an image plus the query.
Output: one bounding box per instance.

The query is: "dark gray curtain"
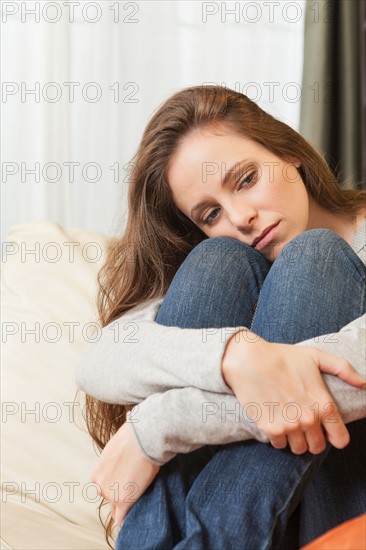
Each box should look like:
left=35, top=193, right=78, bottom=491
left=300, top=0, right=366, bottom=189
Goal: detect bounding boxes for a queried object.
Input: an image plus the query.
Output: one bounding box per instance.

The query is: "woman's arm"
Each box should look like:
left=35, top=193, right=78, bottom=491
left=221, top=321, right=366, bottom=452
left=127, top=349, right=366, bottom=466
left=75, top=296, right=239, bottom=403
left=129, top=330, right=366, bottom=465
left=75, top=299, right=365, bottom=404
left=77, top=299, right=366, bottom=464
left=127, top=388, right=270, bottom=466
left=129, top=319, right=366, bottom=465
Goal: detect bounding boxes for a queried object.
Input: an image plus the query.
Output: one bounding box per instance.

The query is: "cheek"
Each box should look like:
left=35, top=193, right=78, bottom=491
left=207, top=222, right=240, bottom=240
left=208, top=226, right=227, bottom=238
left=263, top=178, right=284, bottom=205
left=274, top=172, right=304, bottom=206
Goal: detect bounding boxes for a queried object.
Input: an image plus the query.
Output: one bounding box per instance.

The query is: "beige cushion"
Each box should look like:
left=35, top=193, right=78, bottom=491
left=0, top=494, right=110, bottom=550
left=1, top=221, right=118, bottom=549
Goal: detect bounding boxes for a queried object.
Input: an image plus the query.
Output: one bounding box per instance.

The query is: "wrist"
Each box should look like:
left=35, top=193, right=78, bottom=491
left=222, top=328, right=262, bottom=387
left=221, top=330, right=240, bottom=388
left=222, top=328, right=268, bottom=386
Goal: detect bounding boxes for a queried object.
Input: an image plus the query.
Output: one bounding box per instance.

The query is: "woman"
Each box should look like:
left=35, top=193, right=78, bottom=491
left=75, top=85, right=366, bottom=549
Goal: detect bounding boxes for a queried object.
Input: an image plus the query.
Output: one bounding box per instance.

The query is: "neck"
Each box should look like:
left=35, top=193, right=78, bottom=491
left=307, top=195, right=366, bottom=246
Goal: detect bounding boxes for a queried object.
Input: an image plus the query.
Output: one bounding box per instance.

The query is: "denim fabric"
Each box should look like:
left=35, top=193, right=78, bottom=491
left=116, top=229, right=366, bottom=550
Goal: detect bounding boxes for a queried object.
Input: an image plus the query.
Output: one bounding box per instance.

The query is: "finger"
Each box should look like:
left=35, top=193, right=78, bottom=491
left=115, top=504, right=128, bottom=529
left=303, top=424, right=327, bottom=455
left=321, top=409, right=350, bottom=449
left=316, top=350, right=366, bottom=387
left=287, top=430, right=308, bottom=455
left=269, top=434, right=287, bottom=449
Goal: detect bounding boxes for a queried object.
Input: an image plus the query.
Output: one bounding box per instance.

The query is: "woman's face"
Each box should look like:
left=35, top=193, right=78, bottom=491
left=167, top=126, right=310, bottom=262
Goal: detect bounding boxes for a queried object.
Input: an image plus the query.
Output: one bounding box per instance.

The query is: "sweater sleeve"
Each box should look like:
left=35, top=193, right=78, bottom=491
left=127, top=388, right=270, bottom=466
left=121, top=314, right=366, bottom=466
left=75, top=296, right=366, bottom=404
left=75, top=302, right=366, bottom=465
left=129, top=385, right=366, bottom=467
left=75, top=296, right=244, bottom=403
left=295, top=313, right=366, bottom=386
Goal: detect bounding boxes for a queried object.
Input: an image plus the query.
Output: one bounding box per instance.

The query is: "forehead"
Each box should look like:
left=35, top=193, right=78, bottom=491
left=168, top=129, right=262, bottom=182
left=167, top=129, right=268, bottom=205
left=173, top=126, right=259, bottom=160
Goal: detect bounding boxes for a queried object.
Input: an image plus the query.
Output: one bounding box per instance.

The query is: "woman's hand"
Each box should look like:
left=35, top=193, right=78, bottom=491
left=90, top=422, right=161, bottom=528
left=222, top=330, right=366, bottom=455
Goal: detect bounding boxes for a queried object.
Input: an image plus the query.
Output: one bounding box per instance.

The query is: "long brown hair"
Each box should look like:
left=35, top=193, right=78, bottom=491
left=79, top=85, right=366, bottom=548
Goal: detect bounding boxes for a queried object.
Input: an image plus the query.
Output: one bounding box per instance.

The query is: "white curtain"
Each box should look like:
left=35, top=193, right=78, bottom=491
left=2, top=0, right=306, bottom=241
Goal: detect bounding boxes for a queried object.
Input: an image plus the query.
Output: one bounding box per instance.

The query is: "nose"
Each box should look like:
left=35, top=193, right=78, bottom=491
left=226, top=204, right=257, bottom=232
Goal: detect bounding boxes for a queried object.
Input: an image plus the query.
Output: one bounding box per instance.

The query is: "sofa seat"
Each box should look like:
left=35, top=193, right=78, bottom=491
left=1, top=221, right=116, bottom=549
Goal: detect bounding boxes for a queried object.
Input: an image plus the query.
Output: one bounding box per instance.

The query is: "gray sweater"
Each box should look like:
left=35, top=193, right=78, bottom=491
left=75, top=220, right=366, bottom=465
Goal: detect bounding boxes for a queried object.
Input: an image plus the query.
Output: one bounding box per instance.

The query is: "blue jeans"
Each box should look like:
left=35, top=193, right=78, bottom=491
left=115, top=229, right=366, bottom=550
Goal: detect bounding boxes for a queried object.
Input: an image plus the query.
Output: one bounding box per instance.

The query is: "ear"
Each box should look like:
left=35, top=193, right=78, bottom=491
left=287, top=156, right=301, bottom=168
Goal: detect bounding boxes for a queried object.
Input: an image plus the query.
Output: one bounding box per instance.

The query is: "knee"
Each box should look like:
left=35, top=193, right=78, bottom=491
left=276, top=228, right=350, bottom=265
left=185, top=236, right=263, bottom=273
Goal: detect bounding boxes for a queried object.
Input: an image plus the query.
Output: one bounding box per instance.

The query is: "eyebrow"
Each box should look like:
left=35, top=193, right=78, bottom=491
left=190, top=159, right=249, bottom=221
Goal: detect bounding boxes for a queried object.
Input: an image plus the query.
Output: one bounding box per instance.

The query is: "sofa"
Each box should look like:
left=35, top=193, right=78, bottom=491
left=1, top=221, right=115, bottom=549
left=2, top=220, right=365, bottom=550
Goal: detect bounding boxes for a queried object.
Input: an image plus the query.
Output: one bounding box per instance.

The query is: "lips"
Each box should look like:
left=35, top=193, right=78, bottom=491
left=251, top=223, right=279, bottom=248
